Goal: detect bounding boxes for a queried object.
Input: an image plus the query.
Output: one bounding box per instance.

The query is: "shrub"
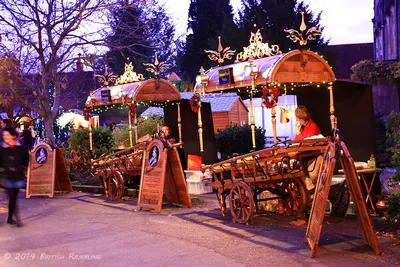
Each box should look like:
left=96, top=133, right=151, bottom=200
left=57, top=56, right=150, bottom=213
left=375, top=113, right=391, bottom=168
left=113, top=116, right=164, bottom=149
left=113, top=126, right=131, bottom=149
left=216, top=124, right=265, bottom=159
left=64, top=127, right=114, bottom=185
left=386, top=111, right=400, bottom=181
left=350, top=60, right=374, bottom=83
left=137, top=116, right=164, bottom=139
left=69, top=127, right=114, bottom=158
left=388, top=193, right=400, bottom=223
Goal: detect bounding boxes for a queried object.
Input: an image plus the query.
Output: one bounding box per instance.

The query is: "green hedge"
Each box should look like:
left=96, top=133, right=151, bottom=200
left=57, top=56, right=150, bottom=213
left=113, top=116, right=164, bottom=149
left=388, top=193, right=400, bottom=223
left=69, top=127, right=114, bottom=158
left=216, top=124, right=265, bottom=160
left=387, top=111, right=400, bottom=181
left=63, top=127, right=114, bottom=185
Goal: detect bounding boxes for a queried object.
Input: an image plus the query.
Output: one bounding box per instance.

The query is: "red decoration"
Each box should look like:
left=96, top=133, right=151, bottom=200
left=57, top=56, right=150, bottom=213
left=262, top=87, right=280, bottom=109
left=189, top=94, right=200, bottom=113
left=187, top=154, right=202, bottom=170
left=83, top=107, right=91, bottom=121
left=129, top=104, right=136, bottom=118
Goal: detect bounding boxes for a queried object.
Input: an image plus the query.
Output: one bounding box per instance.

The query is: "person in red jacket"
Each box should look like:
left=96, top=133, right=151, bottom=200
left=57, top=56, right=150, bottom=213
left=294, top=106, right=321, bottom=140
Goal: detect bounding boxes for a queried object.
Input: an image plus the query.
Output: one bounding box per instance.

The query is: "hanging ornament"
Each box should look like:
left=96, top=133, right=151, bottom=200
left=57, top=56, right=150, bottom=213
left=83, top=107, right=91, bottom=121
left=262, top=87, right=280, bottom=109
left=189, top=94, right=201, bottom=113
left=129, top=104, right=136, bottom=118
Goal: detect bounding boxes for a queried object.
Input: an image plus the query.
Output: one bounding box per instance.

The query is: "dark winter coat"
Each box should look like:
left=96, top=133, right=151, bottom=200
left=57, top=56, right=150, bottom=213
left=0, top=142, right=29, bottom=183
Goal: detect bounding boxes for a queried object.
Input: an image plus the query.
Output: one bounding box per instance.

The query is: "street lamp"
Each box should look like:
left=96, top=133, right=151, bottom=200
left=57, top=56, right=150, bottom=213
left=195, top=67, right=209, bottom=158
left=244, top=60, right=259, bottom=150
left=196, top=66, right=209, bottom=96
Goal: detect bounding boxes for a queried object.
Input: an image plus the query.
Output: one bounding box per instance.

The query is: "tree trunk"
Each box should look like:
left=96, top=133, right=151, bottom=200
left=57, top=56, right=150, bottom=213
left=43, top=115, right=56, bottom=147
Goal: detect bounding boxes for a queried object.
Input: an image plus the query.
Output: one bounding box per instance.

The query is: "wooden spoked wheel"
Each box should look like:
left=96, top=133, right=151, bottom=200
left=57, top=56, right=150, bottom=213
left=229, top=182, right=255, bottom=224
left=107, top=171, right=125, bottom=201
left=282, top=179, right=309, bottom=217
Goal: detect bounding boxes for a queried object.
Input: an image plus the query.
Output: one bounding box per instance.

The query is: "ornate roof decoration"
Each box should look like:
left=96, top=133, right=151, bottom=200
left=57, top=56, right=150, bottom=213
left=236, top=27, right=282, bottom=62
left=143, top=53, right=169, bottom=77
left=94, top=65, right=117, bottom=87
left=284, top=12, right=321, bottom=46
left=204, top=36, right=236, bottom=65
left=116, top=62, right=144, bottom=84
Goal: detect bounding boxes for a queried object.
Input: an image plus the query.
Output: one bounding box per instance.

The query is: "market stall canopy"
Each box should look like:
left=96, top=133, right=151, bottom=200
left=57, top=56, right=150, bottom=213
left=196, top=50, right=336, bottom=94
left=17, top=115, right=33, bottom=123
left=87, top=78, right=181, bottom=107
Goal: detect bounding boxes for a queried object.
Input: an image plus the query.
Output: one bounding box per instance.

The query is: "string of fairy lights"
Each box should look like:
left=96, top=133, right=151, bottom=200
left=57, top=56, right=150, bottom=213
left=199, top=81, right=335, bottom=99
left=90, top=101, right=181, bottom=114
left=88, top=79, right=334, bottom=114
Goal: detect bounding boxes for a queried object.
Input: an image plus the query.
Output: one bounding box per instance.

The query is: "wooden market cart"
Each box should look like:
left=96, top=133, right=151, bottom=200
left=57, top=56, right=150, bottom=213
left=195, top=28, right=337, bottom=223
left=196, top=23, right=381, bottom=256
left=85, top=62, right=184, bottom=201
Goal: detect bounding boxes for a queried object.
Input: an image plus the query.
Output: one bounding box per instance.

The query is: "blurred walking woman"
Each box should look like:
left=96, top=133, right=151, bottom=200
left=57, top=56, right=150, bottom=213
left=0, top=127, right=29, bottom=226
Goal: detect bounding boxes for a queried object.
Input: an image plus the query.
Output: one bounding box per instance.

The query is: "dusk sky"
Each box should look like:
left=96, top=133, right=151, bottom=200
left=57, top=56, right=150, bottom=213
left=159, top=0, right=374, bottom=45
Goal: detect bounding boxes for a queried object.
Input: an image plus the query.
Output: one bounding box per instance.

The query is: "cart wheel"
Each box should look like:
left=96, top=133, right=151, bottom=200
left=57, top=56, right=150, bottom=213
left=229, top=182, right=255, bottom=224
left=107, top=171, right=125, bottom=201
left=283, top=179, right=309, bottom=217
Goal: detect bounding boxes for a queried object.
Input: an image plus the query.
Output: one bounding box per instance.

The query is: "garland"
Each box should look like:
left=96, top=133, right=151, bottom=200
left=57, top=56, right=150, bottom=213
left=189, top=94, right=201, bottom=113
left=129, top=104, right=136, bottom=118
left=83, top=107, right=91, bottom=121
left=262, top=87, right=280, bottom=109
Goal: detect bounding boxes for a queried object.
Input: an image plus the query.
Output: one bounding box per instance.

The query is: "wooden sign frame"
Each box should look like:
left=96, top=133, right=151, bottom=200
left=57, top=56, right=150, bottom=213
left=137, top=139, right=168, bottom=212
left=54, top=148, right=73, bottom=192
left=137, top=139, right=192, bottom=212
left=306, top=141, right=381, bottom=257
left=26, top=143, right=56, bottom=198
left=338, top=141, right=381, bottom=255
left=164, top=148, right=192, bottom=208
left=306, top=142, right=336, bottom=257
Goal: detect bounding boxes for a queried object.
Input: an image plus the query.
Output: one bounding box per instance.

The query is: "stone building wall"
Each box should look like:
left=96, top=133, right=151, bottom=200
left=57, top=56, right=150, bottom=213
left=373, top=0, right=400, bottom=115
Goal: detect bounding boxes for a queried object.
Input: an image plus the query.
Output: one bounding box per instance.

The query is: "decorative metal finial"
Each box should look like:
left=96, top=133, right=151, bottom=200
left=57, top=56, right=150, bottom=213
left=116, top=62, right=144, bottom=84
left=94, top=64, right=118, bottom=87
left=236, top=28, right=281, bottom=62
left=143, top=52, right=169, bottom=77
left=284, top=12, right=321, bottom=46
left=204, top=36, right=236, bottom=65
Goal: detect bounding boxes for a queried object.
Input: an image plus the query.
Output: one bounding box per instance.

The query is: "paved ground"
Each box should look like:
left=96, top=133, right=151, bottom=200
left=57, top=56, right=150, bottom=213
left=0, top=189, right=399, bottom=267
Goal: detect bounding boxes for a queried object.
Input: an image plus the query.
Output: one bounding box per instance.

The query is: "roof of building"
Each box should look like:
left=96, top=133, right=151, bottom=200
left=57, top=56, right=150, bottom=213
left=140, top=92, right=248, bottom=118
left=140, top=107, right=165, bottom=118
left=168, top=72, right=182, bottom=82
left=321, top=43, right=374, bottom=80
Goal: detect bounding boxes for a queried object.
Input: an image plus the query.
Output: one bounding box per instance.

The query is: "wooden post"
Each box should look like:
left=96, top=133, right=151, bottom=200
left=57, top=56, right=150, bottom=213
left=249, top=88, right=256, bottom=150
left=328, top=84, right=336, bottom=129
left=198, top=101, right=204, bottom=156
left=178, top=103, right=182, bottom=143
left=272, top=104, right=277, bottom=144
left=134, top=110, right=138, bottom=144
left=128, top=105, right=133, bottom=147
left=89, top=120, right=93, bottom=150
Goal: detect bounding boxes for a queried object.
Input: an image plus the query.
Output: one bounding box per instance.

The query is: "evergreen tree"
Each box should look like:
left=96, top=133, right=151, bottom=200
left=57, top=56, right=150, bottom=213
left=179, top=0, right=239, bottom=83
left=237, top=0, right=328, bottom=53
left=105, top=0, right=176, bottom=78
